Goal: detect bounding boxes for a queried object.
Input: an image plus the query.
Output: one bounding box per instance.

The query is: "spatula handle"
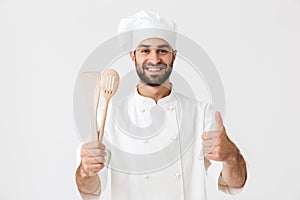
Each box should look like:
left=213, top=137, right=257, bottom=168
left=81, top=72, right=101, bottom=141
left=98, top=100, right=109, bottom=143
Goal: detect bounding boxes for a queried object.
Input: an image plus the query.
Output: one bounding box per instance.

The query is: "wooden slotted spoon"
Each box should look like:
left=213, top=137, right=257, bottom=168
left=98, top=68, right=120, bottom=142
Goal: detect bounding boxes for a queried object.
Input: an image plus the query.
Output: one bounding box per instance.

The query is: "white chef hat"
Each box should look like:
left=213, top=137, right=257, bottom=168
left=118, top=10, right=177, bottom=50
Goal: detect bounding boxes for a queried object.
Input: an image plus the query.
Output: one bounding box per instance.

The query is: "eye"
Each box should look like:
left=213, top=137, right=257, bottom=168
left=157, top=49, right=170, bottom=55
left=139, top=49, right=150, bottom=54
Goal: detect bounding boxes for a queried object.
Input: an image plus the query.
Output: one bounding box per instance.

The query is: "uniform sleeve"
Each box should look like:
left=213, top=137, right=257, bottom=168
left=203, top=103, right=244, bottom=195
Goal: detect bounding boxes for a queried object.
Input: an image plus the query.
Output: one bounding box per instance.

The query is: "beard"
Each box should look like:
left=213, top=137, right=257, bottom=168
left=135, top=58, right=174, bottom=87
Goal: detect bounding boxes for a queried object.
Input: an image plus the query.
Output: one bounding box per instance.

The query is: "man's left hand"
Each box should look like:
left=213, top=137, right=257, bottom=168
left=201, top=111, right=239, bottom=162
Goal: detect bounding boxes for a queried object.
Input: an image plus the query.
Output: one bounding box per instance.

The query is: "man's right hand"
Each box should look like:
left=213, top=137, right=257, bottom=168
left=80, top=141, right=107, bottom=177
left=76, top=142, right=106, bottom=195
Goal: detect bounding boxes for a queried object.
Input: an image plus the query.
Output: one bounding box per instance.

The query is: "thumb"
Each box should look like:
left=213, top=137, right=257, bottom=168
left=215, top=111, right=223, bottom=131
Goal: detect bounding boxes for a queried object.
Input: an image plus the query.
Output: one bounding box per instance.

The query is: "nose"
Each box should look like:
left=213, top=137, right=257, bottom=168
left=147, top=50, right=161, bottom=64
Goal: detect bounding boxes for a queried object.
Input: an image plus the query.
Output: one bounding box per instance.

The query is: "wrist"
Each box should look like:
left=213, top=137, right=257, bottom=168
left=76, top=163, right=101, bottom=195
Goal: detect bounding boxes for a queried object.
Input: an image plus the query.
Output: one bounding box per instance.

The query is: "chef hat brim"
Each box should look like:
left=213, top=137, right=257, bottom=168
left=118, top=28, right=177, bottom=51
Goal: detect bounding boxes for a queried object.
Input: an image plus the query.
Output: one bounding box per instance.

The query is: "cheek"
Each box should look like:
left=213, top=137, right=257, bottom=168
left=165, top=56, right=174, bottom=64
left=136, top=58, right=146, bottom=66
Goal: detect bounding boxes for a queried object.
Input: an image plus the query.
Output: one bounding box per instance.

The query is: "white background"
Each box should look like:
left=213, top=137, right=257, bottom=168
left=1, top=0, right=300, bottom=199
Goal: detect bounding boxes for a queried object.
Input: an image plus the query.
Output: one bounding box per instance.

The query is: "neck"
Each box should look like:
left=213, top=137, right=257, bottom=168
left=137, top=81, right=172, bottom=103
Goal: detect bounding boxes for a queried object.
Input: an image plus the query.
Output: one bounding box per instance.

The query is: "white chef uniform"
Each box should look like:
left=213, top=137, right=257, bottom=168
left=78, top=89, right=242, bottom=200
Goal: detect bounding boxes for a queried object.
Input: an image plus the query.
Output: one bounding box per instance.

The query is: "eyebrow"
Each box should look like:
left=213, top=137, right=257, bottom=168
left=157, top=45, right=171, bottom=49
left=137, top=44, right=171, bottom=49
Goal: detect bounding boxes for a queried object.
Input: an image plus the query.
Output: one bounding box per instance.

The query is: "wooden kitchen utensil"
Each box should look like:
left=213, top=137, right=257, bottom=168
left=98, top=69, right=120, bottom=142
left=81, top=72, right=101, bottom=141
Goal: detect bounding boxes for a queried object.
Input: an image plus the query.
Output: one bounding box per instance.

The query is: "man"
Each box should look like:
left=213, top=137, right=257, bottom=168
left=76, top=10, right=247, bottom=200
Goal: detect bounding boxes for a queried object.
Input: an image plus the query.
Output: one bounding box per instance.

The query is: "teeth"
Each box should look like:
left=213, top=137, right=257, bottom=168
left=147, top=67, right=161, bottom=72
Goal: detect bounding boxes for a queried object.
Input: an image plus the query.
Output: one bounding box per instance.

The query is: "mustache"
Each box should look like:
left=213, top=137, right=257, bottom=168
left=142, top=63, right=167, bottom=69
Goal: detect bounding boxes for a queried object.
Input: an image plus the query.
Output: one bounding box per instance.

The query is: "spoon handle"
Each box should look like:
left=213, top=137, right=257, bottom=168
left=98, top=99, right=109, bottom=143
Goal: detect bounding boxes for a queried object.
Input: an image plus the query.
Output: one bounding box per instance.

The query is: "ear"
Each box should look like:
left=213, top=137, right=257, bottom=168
left=129, top=51, right=135, bottom=62
left=173, top=50, right=177, bottom=60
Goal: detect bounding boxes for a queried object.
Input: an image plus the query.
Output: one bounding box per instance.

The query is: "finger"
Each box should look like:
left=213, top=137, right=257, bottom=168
left=202, top=131, right=220, bottom=140
left=83, top=163, right=104, bottom=174
left=203, top=139, right=220, bottom=154
left=81, top=142, right=106, bottom=154
left=81, top=148, right=107, bottom=158
left=215, top=111, right=224, bottom=131
left=83, top=157, right=105, bottom=165
left=201, top=132, right=206, bottom=140
left=202, top=138, right=218, bottom=147
left=203, top=146, right=214, bottom=154
left=94, top=156, right=106, bottom=163
left=87, top=149, right=107, bottom=157
left=83, top=142, right=106, bottom=150
left=205, top=153, right=218, bottom=161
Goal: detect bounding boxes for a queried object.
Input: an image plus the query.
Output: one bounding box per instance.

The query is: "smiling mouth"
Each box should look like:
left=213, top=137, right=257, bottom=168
left=145, top=67, right=163, bottom=72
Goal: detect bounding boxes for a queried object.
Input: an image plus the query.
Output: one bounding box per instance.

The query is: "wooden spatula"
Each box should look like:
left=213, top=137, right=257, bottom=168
left=81, top=72, right=101, bottom=141
left=98, top=69, right=120, bottom=142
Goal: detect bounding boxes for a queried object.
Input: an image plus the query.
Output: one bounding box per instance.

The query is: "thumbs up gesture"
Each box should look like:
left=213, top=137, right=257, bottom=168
left=201, top=111, right=239, bottom=162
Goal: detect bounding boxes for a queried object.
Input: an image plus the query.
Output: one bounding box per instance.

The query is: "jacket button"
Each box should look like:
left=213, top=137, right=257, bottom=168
left=143, top=139, right=148, bottom=143
left=171, top=136, right=177, bottom=141
left=145, top=175, right=149, bottom=179
left=174, top=173, right=181, bottom=178
left=168, top=106, right=175, bottom=111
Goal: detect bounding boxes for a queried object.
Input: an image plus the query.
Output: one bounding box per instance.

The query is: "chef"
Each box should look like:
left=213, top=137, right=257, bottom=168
left=75, top=10, right=247, bottom=200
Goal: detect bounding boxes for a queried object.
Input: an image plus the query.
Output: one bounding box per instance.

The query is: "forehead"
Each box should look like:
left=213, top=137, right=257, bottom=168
left=138, top=38, right=171, bottom=48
